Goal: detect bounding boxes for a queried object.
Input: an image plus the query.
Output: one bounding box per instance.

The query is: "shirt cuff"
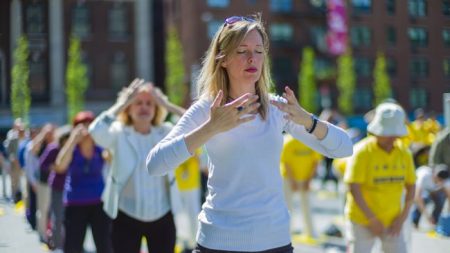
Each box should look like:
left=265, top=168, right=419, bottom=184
left=319, top=123, right=341, bottom=150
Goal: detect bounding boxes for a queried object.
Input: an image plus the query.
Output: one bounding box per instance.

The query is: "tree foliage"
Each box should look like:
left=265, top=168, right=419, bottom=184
left=298, top=47, right=317, bottom=113
left=336, top=49, right=356, bottom=115
left=165, top=26, right=186, bottom=106
left=373, top=51, right=392, bottom=106
left=66, top=36, right=88, bottom=123
left=11, top=35, right=31, bottom=123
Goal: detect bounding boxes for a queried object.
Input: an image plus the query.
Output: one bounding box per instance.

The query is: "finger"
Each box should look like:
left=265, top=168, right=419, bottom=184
left=239, top=102, right=260, bottom=115
left=283, top=86, right=298, bottom=105
left=241, top=94, right=260, bottom=107
left=212, top=90, right=223, bottom=108
left=237, top=115, right=256, bottom=124
left=227, top=93, right=254, bottom=107
left=128, top=78, right=140, bottom=89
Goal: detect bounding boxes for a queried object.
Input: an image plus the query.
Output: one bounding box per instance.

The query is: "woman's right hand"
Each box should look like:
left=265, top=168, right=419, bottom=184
left=206, top=90, right=260, bottom=134
left=115, top=78, right=145, bottom=111
left=70, top=124, right=89, bottom=144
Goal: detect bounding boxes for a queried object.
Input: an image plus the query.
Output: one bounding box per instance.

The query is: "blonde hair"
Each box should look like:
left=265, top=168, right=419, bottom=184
left=117, top=84, right=168, bottom=126
left=197, top=14, right=272, bottom=120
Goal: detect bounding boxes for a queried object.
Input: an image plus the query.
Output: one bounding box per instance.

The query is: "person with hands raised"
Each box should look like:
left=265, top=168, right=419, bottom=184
left=88, top=79, right=185, bottom=253
left=147, top=14, right=352, bottom=253
left=55, top=111, right=112, bottom=253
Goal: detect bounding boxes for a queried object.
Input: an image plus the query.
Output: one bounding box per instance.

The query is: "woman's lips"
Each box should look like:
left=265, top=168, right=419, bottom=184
left=245, top=67, right=257, bottom=73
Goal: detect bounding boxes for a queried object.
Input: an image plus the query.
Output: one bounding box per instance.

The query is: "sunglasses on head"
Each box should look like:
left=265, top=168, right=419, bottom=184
left=224, top=16, right=256, bottom=25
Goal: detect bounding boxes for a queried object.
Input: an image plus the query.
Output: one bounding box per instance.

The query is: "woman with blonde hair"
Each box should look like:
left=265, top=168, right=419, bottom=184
left=147, top=14, right=353, bottom=252
left=89, top=80, right=185, bottom=253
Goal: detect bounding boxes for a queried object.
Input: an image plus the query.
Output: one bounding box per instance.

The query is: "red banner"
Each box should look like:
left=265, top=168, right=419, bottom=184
left=326, top=0, right=347, bottom=55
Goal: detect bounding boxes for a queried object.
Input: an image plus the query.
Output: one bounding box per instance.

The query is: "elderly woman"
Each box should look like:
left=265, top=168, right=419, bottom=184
left=89, top=79, right=185, bottom=253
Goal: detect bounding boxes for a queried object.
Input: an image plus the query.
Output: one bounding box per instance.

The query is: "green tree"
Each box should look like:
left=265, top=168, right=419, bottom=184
left=336, top=50, right=356, bottom=115
left=373, top=51, right=392, bottom=106
left=10, top=35, right=31, bottom=123
left=66, top=36, right=88, bottom=122
left=165, top=26, right=185, bottom=106
left=298, top=47, right=317, bottom=113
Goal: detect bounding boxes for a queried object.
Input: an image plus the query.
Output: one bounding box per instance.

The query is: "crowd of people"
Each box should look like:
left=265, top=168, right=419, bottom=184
left=0, top=14, right=449, bottom=253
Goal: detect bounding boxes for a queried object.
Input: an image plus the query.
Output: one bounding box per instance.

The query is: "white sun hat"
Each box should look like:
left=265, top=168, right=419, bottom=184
left=367, top=102, right=408, bottom=137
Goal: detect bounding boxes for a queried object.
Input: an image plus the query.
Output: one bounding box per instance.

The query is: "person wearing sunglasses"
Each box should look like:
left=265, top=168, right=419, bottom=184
left=147, top=14, right=353, bottom=253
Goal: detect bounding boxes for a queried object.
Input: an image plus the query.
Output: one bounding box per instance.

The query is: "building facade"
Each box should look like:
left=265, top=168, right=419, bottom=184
left=166, top=0, right=450, bottom=115
left=0, top=0, right=165, bottom=129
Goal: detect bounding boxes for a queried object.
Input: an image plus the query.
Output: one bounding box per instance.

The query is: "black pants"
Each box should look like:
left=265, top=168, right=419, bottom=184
left=26, top=183, right=36, bottom=230
left=193, top=244, right=294, bottom=253
left=112, top=210, right=176, bottom=253
left=64, top=203, right=112, bottom=253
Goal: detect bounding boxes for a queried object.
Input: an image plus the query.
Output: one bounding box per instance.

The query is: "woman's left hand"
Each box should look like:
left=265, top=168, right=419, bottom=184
left=271, top=86, right=313, bottom=128
left=151, top=86, right=169, bottom=108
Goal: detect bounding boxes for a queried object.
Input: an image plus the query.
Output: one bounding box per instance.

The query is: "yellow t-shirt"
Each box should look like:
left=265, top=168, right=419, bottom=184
left=175, top=151, right=201, bottom=191
left=344, top=136, right=416, bottom=227
left=280, top=135, right=322, bottom=181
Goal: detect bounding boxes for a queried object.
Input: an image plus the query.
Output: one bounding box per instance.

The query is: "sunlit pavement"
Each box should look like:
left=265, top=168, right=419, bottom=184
left=1, top=176, right=450, bottom=253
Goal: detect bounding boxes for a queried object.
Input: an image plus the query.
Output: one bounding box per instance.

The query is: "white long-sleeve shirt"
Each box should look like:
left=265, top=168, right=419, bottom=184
left=147, top=96, right=353, bottom=251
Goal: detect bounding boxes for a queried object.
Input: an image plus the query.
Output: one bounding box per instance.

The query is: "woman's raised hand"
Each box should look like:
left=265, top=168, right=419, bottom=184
left=116, top=78, right=145, bottom=108
left=270, top=86, right=312, bottom=127
left=207, top=90, right=260, bottom=134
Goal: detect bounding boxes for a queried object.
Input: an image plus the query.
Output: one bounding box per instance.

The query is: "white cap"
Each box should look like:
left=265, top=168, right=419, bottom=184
left=367, top=103, right=407, bottom=137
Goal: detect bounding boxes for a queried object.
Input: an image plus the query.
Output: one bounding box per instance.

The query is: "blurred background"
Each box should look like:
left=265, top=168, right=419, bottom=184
left=0, top=0, right=449, bottom=134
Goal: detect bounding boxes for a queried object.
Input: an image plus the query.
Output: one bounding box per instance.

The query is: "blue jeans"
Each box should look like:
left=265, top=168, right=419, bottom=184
left=412, top=190, right=446, bottom=226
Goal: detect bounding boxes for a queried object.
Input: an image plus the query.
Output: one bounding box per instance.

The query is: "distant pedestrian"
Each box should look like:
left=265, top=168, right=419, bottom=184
left=280, top=134, right=321, bottom=239
left=55, top=111, right=112, bottom=253
left=89, top=79, right=185, bottom=253
left=39, top=126, right=71, bottom=250
left=147, top=14, right=352, bottom=252
left=412, top=164, right=450, bottom=229
left=344, top=103, right=416, bottom=253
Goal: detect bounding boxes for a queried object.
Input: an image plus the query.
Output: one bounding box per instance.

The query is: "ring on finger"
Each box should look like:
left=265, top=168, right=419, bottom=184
left=236, top=106, right=244, bottom=112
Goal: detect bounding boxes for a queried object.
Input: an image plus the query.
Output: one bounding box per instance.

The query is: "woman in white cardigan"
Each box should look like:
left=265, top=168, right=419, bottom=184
left=89, top=79, right=185, bottom=253
left=147, top=15, right=353, bottom=253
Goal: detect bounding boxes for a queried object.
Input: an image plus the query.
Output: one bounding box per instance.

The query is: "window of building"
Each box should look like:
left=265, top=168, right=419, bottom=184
left=110, top=52, right=129, bottom=91
left=409, top=88, right=427, bottom=109
left=315, top=58, right=335, bottom=80
left=387, top=58, right=397, bottom=76
left=29, top=50, right=48, bottom=101
left=272, top=57, right=293, bottom=83
left=443, top=0, right=450, bottom=16
left=410, top=58, right=428, bottom=78
left=408, top=0, right=427, bottom=17
left=355, top=57, right=371, bottom=77
left=443, top=29, right=450, bottom=47
left=351, top=26, right=371, bottom=47
left=351, top=0, right=372, bottom=14
left=386, top=26, right=396, bottom=47
left=207, top=20, right=222, bottom=39
left=443, top=58, right=450, bottom=77
left=409, top=27, right=428, bottom=47
left=270, top=23, right=293, bottom=42
left=270, top=0, right=292, bottom=13
left=310, top=26, right=327, bottom=52
left=108, top=3, right=129, bottom=40
left=207, top=0, right=229, bottom=8
left=72, top=3, right=91, bottom=38
left=386, top=0, right=396, bottom=15
left=353, top=88, right=372, bottom=110
left=25, top=3, right=45, bottom=34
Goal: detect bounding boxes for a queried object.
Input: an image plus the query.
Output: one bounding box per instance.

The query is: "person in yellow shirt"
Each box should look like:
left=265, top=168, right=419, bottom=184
left=344, top=103, right=416, bottom=253
left=280, top=134, right=322, bottom=238
left=175, top=149, right=203, bottom=253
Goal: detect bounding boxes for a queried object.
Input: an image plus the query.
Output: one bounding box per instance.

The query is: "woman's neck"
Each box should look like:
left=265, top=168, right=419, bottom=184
left=79, top=138, right=94, bottom=159
left=133, top=122, right=151, bottom=134
left=229, top=84, right=256, bottom=100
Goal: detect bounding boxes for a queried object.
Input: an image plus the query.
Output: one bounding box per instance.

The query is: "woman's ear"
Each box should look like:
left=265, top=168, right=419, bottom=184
left=220, top=59, right=228, bottom=68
